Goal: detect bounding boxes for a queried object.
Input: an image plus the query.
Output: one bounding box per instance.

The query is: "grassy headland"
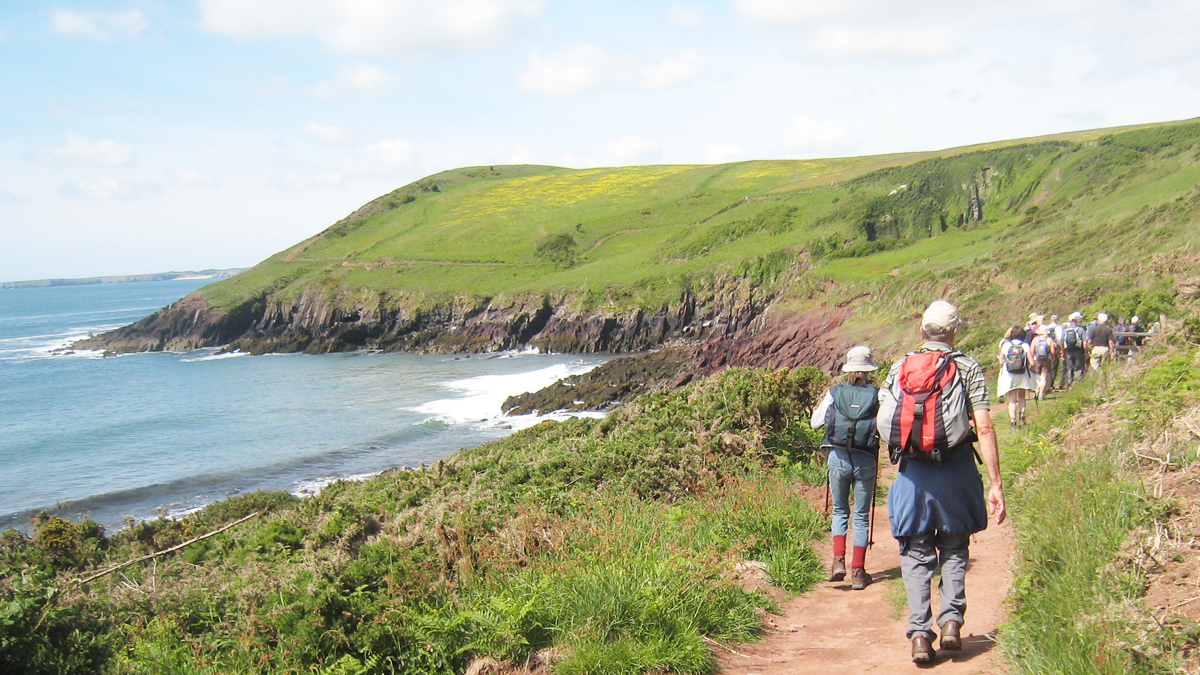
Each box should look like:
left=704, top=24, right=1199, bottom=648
left=79, top=118, right=1200, bottom=363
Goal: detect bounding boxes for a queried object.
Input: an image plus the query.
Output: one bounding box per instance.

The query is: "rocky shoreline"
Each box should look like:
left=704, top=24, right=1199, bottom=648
left=74, top=275, right=858, bottom=411
left=74, top=275, right=768, bottom=357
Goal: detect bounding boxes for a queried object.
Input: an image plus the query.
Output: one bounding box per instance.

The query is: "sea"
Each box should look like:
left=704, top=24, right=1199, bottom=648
left=0, top=279, right=610, bottom=532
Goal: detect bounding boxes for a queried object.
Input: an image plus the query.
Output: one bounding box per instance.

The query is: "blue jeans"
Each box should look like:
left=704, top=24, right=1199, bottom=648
left=827, top=447, right=878, bottom=549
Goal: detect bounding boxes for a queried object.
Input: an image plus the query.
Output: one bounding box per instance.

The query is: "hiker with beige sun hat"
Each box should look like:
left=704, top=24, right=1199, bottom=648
left=811, top=345, right=881, bottom=591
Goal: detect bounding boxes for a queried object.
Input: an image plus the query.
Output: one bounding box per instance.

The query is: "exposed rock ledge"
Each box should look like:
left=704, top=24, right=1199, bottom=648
left=74, top=277, right=769, bottom=357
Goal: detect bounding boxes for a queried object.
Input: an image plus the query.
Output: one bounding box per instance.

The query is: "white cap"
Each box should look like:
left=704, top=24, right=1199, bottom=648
left=1097, top=312, right=1109, bottom=323
left=1070, top=311, right=1083, bottom=321
left=922, top=300, right=961, bottom=333
left=842, top=345, right=879, bottom=372
left=1132, top=315, right=1140, bottom=323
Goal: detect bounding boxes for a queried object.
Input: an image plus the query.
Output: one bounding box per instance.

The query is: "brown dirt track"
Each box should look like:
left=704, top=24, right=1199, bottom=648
left=717, top=406, right=1017, bottom=674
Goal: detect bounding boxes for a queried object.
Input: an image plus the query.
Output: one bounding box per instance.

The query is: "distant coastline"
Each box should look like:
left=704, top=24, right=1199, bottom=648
left=0, top=268, right=244, bottom=290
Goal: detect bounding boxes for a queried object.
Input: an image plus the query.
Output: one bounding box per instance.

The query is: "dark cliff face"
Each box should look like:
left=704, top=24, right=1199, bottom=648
left=500, top=303, right=854, bottom=414
left=76, top=276, right=771, bottom=357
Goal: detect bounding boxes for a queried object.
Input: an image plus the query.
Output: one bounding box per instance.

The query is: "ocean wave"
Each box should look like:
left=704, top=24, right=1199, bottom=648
left=500, top=409, right=608, bottom=431
left=0, top=327, right=118, bottom=361
left=409, top=361, right=601, bottom=426
left=290, top=472, right=381, bottom=498
left=180, top=350, right=248, bottom=363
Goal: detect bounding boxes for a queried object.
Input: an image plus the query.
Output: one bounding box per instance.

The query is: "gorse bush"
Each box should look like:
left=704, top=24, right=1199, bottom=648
left=0, top=367, right=829, bottom=675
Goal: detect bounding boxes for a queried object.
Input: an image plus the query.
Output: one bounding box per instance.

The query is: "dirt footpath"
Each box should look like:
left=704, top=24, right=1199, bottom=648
left=719, top=407, right=1017, bottom=674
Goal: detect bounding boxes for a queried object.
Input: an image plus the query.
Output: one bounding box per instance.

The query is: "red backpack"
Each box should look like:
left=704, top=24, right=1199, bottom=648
left=877, top=350, right=976, bottom=464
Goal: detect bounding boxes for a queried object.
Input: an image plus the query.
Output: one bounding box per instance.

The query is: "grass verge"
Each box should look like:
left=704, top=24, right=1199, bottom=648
left=1000, top=345, right=1200, bottom=674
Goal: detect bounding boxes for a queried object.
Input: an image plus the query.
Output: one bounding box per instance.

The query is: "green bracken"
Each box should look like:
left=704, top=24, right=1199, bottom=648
left=0, top=368, right=829, bottom=675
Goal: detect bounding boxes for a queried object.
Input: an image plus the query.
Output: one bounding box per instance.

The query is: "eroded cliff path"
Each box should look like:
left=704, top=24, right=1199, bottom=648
left=719, top=408, right=1017, bottom=675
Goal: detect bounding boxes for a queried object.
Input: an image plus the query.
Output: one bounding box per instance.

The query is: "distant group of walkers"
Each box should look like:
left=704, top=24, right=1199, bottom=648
left=808, top=300, right=1156, bottom=663
left=997, top=310, right=1153, bottom=428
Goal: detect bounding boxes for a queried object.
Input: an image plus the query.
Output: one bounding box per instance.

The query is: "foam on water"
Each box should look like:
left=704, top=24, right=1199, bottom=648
left=1, top=281, right=617, bottom=531
left=180, top=350, right=249, bottom=363
left=411, top=359, right=600, bottom=426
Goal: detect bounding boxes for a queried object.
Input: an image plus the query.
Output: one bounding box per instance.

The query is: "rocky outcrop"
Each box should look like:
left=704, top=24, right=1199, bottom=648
left=77, top=276, right=771, bottom=357
left=73, top=295, right=267, bottom=353
left=502, top=303, right=856, bottom=414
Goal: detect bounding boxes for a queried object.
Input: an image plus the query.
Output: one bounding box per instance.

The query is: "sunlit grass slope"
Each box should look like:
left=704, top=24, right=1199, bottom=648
left=197, top=118, right=1199, bottom=315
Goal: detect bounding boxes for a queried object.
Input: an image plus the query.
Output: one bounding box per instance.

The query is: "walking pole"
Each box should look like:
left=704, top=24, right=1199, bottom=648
left=824, top=482, right=830, bottom=516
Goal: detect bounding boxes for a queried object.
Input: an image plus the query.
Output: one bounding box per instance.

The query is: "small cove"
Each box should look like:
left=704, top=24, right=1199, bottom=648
left=0, top=279, right=609, bottom=531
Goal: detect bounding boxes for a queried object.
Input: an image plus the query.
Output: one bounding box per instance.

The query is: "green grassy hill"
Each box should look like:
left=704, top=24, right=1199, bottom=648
left=202, top=119, right=1197, bottom=307
left=82, top=118, right=1200, bottom=366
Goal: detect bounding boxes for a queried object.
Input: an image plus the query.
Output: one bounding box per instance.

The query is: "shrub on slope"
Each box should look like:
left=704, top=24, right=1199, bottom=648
left=1, top=367, right=828, bottom=675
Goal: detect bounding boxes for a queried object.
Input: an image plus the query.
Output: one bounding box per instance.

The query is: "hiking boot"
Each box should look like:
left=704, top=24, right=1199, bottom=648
left=911, top=635, right=935, bottom=663
left=829, top=555, right=846, bottom=582
left=850, top=567, right=871, bottom=590
left=940, top=620, right=962, bottom=651
left=1009, top=420, right=1018, bottom=429
left=1019, top=413, right=1026, bottom=427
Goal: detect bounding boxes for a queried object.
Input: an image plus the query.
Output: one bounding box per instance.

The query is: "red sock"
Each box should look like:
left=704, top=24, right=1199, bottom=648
left=832, top=535, right=846, bottom=557
left=851, top=546, right=866, bottom=569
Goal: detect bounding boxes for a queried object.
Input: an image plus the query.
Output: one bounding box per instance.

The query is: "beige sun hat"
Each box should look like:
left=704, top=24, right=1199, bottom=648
left=1035, top=325, right=1050, bottom=335
left=923, top=300, right=962, bottom=333
left=842, top=345, right=879, bottom=372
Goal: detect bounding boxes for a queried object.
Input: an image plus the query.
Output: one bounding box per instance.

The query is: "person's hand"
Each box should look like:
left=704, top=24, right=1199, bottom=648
left=988, top=484, right=1006, bottom=525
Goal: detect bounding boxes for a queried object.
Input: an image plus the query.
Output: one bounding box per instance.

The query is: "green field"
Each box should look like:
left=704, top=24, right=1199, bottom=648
left=175, top=117, right=1200, bottom=364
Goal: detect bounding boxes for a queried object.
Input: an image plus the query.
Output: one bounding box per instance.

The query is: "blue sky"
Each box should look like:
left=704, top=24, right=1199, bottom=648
left=3, top=0, right=1200, bottom=281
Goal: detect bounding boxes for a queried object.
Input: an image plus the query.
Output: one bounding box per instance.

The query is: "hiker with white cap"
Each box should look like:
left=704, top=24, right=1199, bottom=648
left=1086, top=313, right=1116, bottom=370
left=1059, top=312, right=1087, bottom=387
left=810, top=345, right=881, bottom=590
left=876, top=300, right=1005, bottom=664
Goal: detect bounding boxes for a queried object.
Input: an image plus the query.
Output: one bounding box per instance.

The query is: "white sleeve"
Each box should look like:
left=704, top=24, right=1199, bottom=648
left=810, top=391, right=834, bottom=429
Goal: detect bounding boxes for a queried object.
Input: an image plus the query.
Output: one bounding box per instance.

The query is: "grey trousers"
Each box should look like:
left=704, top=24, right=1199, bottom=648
left=898, top=531, right=971, bottom=640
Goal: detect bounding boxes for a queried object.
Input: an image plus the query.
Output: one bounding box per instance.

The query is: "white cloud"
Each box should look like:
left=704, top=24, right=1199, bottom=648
left=604, top=136, right=661, bottom=165
left=338, top=64, right=392, bottom=92
left=706, top=145, right=744, bottom=163
left=197, top=0, right=543, bottom=55
left=304, top=123, right=352, bottom=144
left=0, top=189, right=24, bottom=204
left=31, top=132, right=134, bottom=167
left=808, top=24, right=966, bottom=62
left=282, top=171, right=344, bottom=190
left=732, top=0, right=1200, bottom=66
left=520, top=44, right=611, bottom=95
left=637, top=50, right=706, bottom=89
left=667, top=3, right=706, bottom=28
left=520, top=44, right=707, bottom=95
left=60, top=179, right=155, bottom=200
left=176, top=169, right=217, bottom=188
left=307, top=64, right=394, bottom=99
left=564, top=136, right=662, bottom=168
left=360, top=139, right=416, bottom=174
left=52, top=9, right=148, bottom=41
left=510, top=145, right=534, bottom=164
left=784, top=118, right=860, bottom=156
